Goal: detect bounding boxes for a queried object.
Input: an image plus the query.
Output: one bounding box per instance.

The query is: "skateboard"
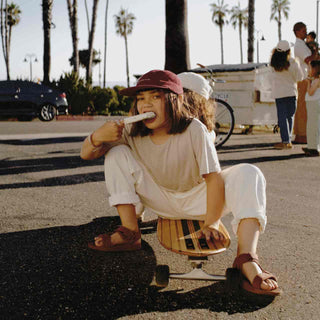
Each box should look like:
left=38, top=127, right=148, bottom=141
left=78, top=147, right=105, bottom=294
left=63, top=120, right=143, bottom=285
left=155, top=217, right=231, bottom=287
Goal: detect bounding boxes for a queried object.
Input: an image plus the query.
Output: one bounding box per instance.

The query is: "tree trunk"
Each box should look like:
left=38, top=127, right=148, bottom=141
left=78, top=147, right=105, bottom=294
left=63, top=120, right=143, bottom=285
left=239, top=22, right=243, bottom=64
left=1, top=0, right=10, bottom=80
left=278, top=10, right=282, bottom=41
left=86, top=0, right=99, bottom=84
left=103, top=0, right=109, bottom=88
left=124, top=33, right=130, bottom=87
left=67, top=0, right=79, bottom=74
left=247, top=0, right=255, bottom=63
left=165, top=0, right=190, bottom=73
left=42, top=0, right=53, bottom=84
left=219, top=23, right=224, bottom=64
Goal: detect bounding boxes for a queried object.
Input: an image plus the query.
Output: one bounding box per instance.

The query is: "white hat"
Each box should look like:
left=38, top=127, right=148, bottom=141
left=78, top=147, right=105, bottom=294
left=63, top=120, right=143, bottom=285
left=276, top=40, right=292, bottom=52
left=177, top=72, right=213, bottom=100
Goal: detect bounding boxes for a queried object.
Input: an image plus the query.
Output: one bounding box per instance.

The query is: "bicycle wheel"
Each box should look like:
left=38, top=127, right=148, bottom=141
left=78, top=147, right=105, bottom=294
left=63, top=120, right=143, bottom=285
left=214, top=99, right=235, bottom=149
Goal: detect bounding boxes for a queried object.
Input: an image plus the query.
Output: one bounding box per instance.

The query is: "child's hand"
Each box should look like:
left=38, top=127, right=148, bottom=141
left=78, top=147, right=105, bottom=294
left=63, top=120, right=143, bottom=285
left=93, top=120, right=125, bottom=144
left=198, top=224, right=226, bottom=243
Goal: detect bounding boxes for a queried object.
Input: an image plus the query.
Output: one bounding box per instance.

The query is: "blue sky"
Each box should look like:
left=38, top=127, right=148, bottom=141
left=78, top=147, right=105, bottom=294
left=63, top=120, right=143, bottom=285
left=0, top=0, right=317, bottom=86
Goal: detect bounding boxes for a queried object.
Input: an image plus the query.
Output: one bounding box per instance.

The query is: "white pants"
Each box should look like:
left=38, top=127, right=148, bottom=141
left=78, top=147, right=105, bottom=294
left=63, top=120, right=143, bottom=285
left=104, top=145, right=267, bottom=235
left=306, top=100, right=320, bottom=151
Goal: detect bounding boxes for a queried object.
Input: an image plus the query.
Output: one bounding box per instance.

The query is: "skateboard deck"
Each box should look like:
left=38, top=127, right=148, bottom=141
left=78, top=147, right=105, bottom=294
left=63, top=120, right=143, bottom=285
left=157, top=218, right=230, bottom=257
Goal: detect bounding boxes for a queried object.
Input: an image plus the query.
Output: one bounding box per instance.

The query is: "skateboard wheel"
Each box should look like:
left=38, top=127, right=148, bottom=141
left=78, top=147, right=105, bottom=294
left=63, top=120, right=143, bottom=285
left=155, top=265, right=169, bottom=287
left=225, top=268, right=241, bottom=292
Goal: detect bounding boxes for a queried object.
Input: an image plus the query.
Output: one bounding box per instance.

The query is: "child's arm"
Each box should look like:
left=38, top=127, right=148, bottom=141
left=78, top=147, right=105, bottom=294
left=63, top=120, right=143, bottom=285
left=307, top=78, right=320, bottom=96
left=80, top=121, right=125, bottom=160
left=201, top=171, right=225, bottom=241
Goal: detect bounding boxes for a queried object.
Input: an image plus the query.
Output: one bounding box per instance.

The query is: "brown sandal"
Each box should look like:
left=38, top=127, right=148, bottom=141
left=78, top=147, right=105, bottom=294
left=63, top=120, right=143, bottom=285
left=88, top=226, right=141, bottom=252
left=233, top=253, right=282, bottom=296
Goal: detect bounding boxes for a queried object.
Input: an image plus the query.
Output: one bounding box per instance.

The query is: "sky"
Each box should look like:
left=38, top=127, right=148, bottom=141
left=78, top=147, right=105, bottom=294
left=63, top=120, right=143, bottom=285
left=0, top=0, right=318, bottom=86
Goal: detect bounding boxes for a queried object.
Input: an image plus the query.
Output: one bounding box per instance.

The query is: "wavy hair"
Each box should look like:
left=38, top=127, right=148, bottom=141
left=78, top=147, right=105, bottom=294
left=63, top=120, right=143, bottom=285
left=182, top=88, right=215, bottom=132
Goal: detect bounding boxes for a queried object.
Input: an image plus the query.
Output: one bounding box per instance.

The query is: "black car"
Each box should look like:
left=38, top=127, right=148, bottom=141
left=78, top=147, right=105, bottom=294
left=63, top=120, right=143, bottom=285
left=0, top=80, right=68, bottom=121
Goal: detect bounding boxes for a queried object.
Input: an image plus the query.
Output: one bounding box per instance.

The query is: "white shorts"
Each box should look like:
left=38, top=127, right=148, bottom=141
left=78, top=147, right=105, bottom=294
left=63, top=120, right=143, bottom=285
left=104, top=145, right=267, bottom=235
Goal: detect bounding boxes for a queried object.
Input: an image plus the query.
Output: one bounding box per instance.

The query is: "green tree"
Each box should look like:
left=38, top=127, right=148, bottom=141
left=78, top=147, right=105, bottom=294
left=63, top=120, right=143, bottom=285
left=165, top=0, right=190, bottom=74
left=210, top=0, right=229, bottom=64
left=114, top=7, right=135, bottom=87
left=0, top=0, right=21, bottom=80
left=270, top=0, right=290, bottom=41
left=42, top=0, right=53, bottom=84
left=230, top=2, right=248, bottom=64
left=247, top=0, right=255, bottom=62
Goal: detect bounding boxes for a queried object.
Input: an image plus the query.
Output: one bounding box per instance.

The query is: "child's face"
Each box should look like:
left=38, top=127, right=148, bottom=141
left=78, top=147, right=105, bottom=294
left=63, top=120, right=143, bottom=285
left=136, top=90, right=170, bottom=132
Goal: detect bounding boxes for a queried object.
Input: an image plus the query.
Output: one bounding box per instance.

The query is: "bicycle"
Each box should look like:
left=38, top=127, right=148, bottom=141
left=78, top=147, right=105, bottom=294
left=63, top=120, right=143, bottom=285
left=197, top=64, right=235, bottom=149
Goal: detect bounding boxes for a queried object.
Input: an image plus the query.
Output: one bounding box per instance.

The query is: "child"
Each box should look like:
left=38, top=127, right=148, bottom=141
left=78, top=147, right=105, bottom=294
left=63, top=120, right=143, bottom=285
left=303, top=60, right=320, bottom=156
left=270, top=40, right=304, bottom=149
left=177, top=72, right=216, bottom=143
left=80, top=70, right=280, bottom=296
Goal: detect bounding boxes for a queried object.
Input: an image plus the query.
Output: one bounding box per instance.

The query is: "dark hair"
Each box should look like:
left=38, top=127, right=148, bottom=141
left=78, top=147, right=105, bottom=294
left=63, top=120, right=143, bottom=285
left=129, top=89, right=192, bottom=137
left=182, top=88, right=215, bottom=132
left=293, top=22, right=306, bottom=35
left=308, top=31, right=316, bottom=40
left=270, top=48, right=290, bottom=71
left=310, top=60, right=320, bottom=78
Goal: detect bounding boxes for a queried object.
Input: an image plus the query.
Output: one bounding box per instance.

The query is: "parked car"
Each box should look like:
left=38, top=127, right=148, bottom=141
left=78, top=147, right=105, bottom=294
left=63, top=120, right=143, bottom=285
left=0, top=80, right=68, bottom=121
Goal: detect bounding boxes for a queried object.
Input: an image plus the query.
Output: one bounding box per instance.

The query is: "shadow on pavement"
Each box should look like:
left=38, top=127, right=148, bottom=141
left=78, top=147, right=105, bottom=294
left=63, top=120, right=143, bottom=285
left=0, top=136, right=87, bottom=146
left=0, top=216, right=274, bottom=319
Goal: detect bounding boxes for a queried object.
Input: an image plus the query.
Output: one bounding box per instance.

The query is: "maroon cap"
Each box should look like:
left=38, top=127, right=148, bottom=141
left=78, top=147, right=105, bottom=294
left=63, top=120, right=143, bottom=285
left=120, top=70, right=183, bottom=96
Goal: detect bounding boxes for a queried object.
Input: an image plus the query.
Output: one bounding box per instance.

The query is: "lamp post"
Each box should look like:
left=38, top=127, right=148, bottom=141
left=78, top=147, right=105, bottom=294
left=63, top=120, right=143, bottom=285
left=23, top=54, right=38, bottom=81
left=317, top=0, right=319, bottom=41
left=256, top=30, right=266, bottom=63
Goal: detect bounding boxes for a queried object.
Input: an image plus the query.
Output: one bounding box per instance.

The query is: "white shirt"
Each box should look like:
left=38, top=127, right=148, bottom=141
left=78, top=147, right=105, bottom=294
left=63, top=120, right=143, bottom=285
left=294, top=38, right=311, bottom=78
left=271, top=57, right=304, bottom=99
left=123, top=118, right=221, bottom=192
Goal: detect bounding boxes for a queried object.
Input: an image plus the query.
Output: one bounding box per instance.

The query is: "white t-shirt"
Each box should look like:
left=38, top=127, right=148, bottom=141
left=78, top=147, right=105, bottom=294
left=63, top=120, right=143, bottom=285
left=294, top=38, right=311, bottom=78
left=305, top=81, right=320, bottom=101
left=271, top=57, right=304, bottom=99
left=122, top=118, right=221, bottom=192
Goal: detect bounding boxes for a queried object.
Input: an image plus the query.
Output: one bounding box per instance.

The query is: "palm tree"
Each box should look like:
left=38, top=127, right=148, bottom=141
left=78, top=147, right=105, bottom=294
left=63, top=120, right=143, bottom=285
left=114, top=7, right=135, bottom=87
left=86, top=0, right=99, bottom=84
left=0, top=0, right=21, bottom=80
left=230, top=2, right=248, bottom=64
left=210, top=0, right=229, bottom=64
left=66, top=0, right=79, bottom=74
left=247, top=0, right=255, bottom=62
left=42, top=0, right=53, bottom=84
left=165, top=0, right=190, bottom=74
left=270, top=0, right=290, bottom=41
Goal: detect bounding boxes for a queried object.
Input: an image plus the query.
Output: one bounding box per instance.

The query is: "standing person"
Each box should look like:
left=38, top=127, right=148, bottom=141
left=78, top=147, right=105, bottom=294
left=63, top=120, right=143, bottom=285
left=303, top=60, right=320, bottom=156
left=270, top=40, right=304, bottom=149
left=80, top=70, right=281, bottom=296
left=293, top=22, right=316, bottom=144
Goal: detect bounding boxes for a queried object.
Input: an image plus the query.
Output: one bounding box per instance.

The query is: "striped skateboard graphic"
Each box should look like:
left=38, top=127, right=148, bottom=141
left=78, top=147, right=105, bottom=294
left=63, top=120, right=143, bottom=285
left=157, top=218, right=230, bottom=257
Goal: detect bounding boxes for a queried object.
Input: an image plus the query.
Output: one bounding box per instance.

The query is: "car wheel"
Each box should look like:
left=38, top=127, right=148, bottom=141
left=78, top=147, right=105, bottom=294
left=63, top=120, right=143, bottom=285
left=38, top=104, right=56, bottom=121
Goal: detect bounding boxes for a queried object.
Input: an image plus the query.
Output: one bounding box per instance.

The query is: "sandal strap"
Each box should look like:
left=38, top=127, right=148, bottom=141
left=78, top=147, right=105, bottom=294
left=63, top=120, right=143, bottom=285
left=252, top=272, right=278, bottom=289
left=114, top=226, right=141, bottom=242
left=233, top=253, right=259, bottom=270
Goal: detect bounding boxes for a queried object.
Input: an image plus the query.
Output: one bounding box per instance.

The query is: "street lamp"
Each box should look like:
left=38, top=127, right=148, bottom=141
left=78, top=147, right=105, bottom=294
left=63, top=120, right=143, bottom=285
left=23, top=54, right=38, bottom=81
left=256, top=30, right=266, bottom=63
left=317, top=0, right=320, bottom=41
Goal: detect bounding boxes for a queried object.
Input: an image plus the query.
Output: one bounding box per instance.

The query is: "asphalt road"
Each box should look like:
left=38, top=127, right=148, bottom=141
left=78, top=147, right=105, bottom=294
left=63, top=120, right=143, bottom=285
left=0, top=119, right=319, bottom=320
